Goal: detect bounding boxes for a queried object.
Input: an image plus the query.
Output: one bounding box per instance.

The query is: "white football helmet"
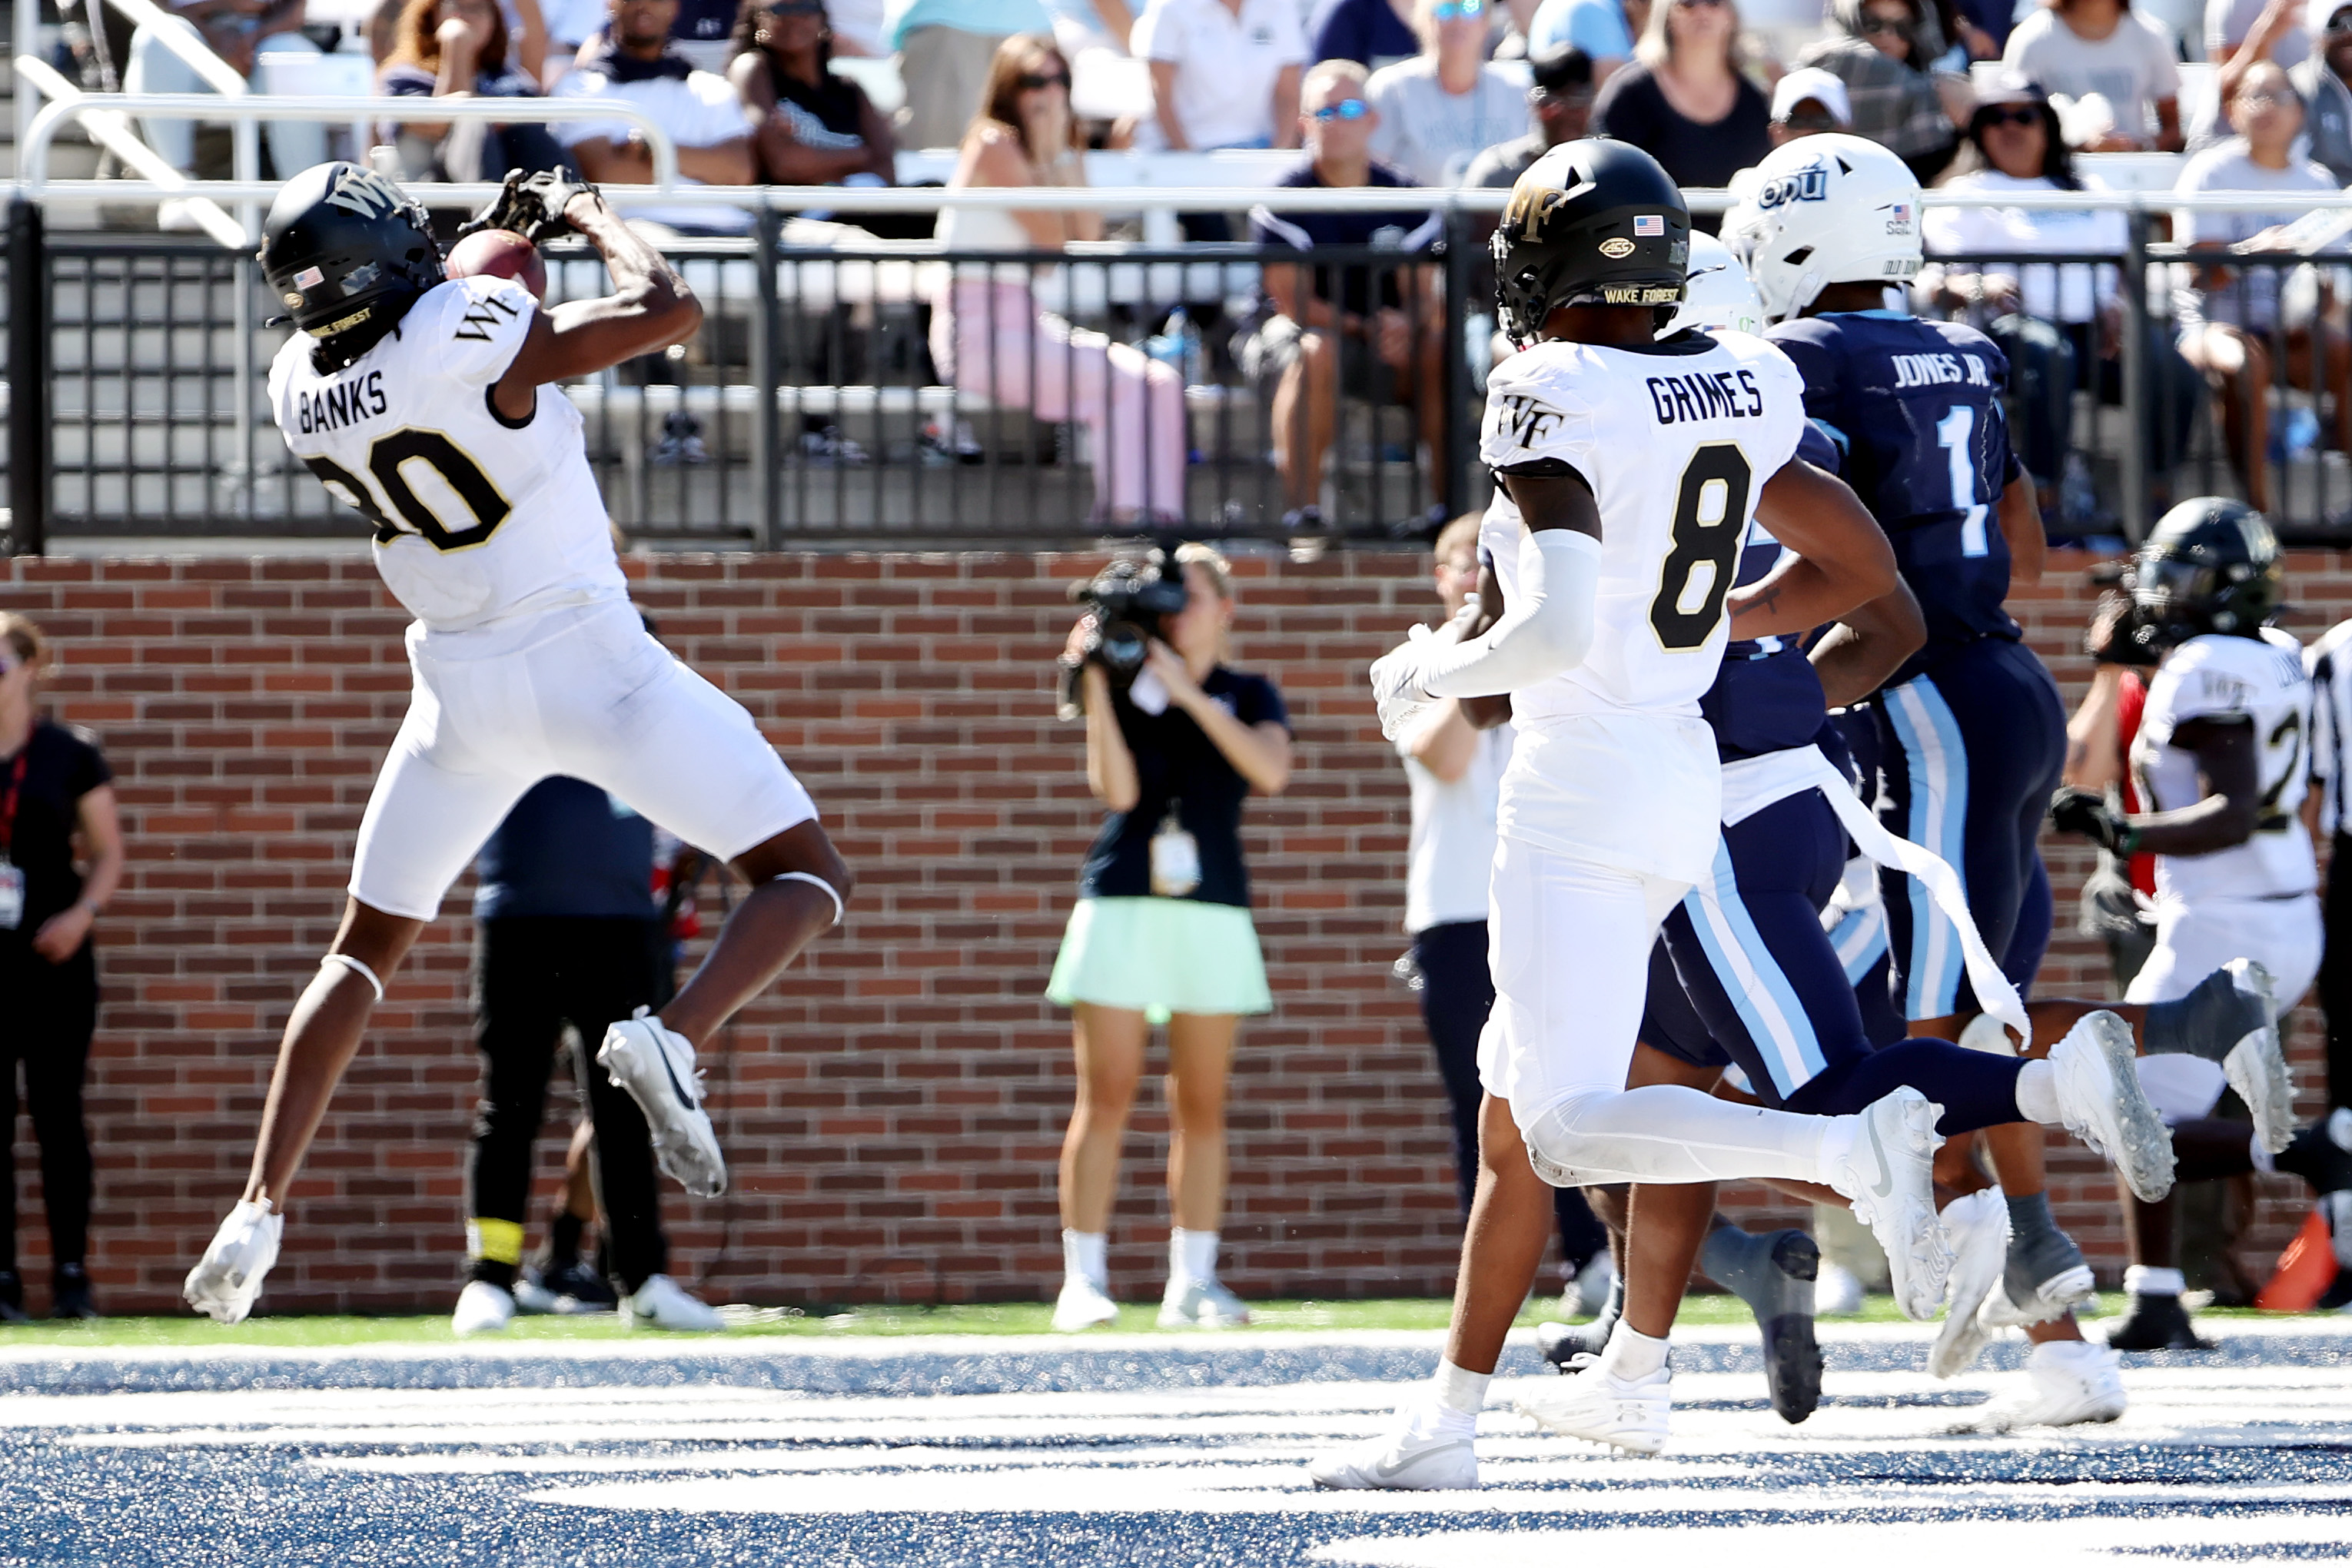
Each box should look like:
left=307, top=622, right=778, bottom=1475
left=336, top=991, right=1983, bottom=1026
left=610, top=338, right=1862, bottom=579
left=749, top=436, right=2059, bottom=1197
left=1663, top=231, right=1765, bottom=338
left=1721, top=134, right=1923, bottom=324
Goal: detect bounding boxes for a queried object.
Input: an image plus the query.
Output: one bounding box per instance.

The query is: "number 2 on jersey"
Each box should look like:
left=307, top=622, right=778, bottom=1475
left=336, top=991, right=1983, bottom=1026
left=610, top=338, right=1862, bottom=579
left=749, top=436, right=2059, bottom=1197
left=302, top=430, right=512, bottom=552
left=1649, top=442, right=1752, bottom=652
left=1935, top=404, right=1990, bottom=558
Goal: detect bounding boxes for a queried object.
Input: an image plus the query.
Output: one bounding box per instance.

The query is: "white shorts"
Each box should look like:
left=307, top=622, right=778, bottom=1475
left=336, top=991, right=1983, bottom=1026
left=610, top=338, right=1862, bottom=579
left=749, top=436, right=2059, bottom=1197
left=1479, top=836, right=1690, bottom=1131
left=349, top=594, right=818, bottom=922
left=2124, top=892, right=2321, bottom=1121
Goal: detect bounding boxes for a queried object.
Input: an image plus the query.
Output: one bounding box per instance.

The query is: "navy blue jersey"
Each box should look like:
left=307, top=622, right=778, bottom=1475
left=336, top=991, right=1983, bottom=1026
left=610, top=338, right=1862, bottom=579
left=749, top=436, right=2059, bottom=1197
left=1701, top=420, right=1841, bottom=762
left=1768, top=311, right=2025, bottom=682
left=474, top=776, right=657, bottom=923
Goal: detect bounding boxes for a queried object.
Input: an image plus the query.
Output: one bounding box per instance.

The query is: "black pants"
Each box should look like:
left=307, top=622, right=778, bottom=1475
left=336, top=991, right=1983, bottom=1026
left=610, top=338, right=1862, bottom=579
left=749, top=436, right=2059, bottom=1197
left=1413, top=919, right=1606, bottom=1271
left=473, top=917, right=671, bottom=1293
left=1, top=943, right=96, bottom=1276
left=2321, top=832, right=2352, bottom=1109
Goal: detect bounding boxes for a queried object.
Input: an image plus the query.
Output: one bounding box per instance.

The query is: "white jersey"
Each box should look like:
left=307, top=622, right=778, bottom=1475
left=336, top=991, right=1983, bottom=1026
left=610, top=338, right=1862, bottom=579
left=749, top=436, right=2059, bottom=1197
left=2304, top=616, right=2352, bottom=839
left=1477, top=329, right=1806, bottom=882
left=267, top=276, right=627, bottom=633
left=2131, top=626, right=2317, bottom=905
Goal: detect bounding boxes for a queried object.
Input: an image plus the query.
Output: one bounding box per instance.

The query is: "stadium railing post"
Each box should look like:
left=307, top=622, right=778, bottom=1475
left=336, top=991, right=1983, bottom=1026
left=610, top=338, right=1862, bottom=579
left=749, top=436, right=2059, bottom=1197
left=1442, top=205, right=1473, bottom=529
left=2119, top=209, right=2151, bottom=546
left=6, top=198, right=48, bottom=557
left=753, top=211, right=782, bottom=552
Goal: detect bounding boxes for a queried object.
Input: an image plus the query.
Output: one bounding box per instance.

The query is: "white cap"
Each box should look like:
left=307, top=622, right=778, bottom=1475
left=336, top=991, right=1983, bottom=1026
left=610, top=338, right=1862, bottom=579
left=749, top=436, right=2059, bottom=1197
left=1771, top=67, right=1852, bottom=126
left=2313, top=0, right=2352, bottom=37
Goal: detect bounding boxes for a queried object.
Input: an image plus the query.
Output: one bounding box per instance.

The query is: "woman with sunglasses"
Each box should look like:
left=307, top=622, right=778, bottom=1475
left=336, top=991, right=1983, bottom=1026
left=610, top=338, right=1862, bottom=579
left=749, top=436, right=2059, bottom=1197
left=1918, top=75, right=2199, bottom=531
left=1588, top=0, right=1769, bottom=222
left=1792, top=0, right=1961, bottom=182
left=729, top=0, right=932, bottom=238
left=0, top=615, right=124, bottom=1322
left=1364, top=0, right=1533, bottom=185
left=933, top=35, right=1189, bottom=524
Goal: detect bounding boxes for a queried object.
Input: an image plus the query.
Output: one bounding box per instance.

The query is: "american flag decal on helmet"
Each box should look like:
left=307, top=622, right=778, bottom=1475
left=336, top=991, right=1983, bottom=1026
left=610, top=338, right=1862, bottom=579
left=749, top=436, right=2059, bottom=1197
left=1634, top=214, right=1664, bottom=236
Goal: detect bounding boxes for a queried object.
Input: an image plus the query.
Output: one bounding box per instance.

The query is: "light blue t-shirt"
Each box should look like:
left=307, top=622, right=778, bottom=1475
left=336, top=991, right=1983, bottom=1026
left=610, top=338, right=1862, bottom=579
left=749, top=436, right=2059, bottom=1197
left=1528, top=0, right=1634, bottom=58
left=886, top=0, right=1054, bottom=47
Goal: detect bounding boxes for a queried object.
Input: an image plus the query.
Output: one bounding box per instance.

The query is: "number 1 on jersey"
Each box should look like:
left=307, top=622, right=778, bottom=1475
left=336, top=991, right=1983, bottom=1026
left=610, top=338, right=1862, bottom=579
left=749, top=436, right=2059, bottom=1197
left=1935, top=404, right=1990, bottom=558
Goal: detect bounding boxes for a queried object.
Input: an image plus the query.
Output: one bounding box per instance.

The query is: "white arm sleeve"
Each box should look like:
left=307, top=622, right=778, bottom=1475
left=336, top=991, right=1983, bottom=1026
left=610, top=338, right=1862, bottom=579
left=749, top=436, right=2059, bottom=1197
left=1418, top=528, right=1602, bottom=699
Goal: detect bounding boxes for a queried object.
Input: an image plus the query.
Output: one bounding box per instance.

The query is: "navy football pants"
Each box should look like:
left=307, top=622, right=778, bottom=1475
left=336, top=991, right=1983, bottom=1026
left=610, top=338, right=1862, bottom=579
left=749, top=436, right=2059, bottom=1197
left=1640, top=789, right=2028, bottom=1137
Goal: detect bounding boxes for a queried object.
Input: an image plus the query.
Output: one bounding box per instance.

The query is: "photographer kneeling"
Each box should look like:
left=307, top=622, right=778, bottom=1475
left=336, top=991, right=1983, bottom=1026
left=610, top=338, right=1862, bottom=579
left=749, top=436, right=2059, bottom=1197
left=1048, top=545, right=1293, bottom=1332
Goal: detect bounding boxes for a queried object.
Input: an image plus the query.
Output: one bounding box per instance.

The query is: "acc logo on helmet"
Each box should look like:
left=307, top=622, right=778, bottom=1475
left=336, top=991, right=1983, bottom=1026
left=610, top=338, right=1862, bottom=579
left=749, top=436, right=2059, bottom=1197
left=1598, top=238, right=1636, bottom=258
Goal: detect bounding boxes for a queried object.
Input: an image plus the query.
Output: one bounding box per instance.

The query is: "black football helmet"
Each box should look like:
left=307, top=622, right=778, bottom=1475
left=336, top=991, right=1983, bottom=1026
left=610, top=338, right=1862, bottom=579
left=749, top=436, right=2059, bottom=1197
left=1493, top=138, right=1689, bottom=347
left=2128, top=497, right=2284, bottom=647
left=257, top=162, right=443, bottom=367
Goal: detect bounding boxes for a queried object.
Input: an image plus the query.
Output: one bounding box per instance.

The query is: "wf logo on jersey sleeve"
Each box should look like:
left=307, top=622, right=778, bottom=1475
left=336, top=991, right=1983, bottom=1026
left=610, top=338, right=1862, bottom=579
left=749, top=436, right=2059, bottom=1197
left=1492, top=394, right=1567, bottom=451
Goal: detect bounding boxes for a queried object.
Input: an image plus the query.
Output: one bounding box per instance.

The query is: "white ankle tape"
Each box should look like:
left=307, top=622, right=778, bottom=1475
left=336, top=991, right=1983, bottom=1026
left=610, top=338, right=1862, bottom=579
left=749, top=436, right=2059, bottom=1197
left=321, top=952, right=384, bottom=1002
left=774, top=871, right=844, bottom=926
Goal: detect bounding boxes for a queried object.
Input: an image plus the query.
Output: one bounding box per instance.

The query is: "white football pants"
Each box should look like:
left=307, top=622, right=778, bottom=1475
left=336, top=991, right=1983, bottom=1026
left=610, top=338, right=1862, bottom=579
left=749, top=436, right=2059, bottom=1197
left=1482, top=838, right=1838, bottom=1187
left=2127, top=892, right=2323, bottom=1122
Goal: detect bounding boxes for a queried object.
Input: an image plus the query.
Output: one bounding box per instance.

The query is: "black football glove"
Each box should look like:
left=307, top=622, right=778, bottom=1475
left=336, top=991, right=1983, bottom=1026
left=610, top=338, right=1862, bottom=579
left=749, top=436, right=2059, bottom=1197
left=2049, top=786, right=2134, bottom=854
left=2084, top=590, right=2162, bottom=668
left=456, top=168, right=600, bottom=245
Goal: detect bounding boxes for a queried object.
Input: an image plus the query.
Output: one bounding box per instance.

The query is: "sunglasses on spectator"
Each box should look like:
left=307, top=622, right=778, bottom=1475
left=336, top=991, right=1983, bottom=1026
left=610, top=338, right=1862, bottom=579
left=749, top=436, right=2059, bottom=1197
left=1858, top=12, right=1908, bottom=31
left=1673, top=0, right=1729, bottom=10
left=1017, top=70, right=1071, bottom=91
left=1776, top=108, right=1841, bottom=129
left=2236, top=88, right=2291, bottom=105
left=1977, top=105, right=2042, bottom=128
left=1431, top=0, right=1485, bottom=18
left=762, top=0, right=825, bottom=13
left=1529, top=85, right=1595, bottom=107
left=1310, top=98, right=1372, bottom=120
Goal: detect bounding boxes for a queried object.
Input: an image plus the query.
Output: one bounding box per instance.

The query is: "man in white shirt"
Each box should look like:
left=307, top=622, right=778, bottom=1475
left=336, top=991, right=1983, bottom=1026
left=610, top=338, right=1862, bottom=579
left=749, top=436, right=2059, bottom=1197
left=1134, top=0, right=1307, bottom=152
left=553, top=0, right=757, bottom=235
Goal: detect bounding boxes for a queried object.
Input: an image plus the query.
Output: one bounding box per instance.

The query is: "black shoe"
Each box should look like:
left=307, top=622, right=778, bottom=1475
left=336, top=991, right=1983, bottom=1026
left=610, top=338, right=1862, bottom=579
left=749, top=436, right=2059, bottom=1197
left=1714, top=1228, right=1824, bottom=1426
left=2103, top=1291, right=2212, bottom=1352
left=2276, top=1113, right=2352, bottom=1194
left=1536, top=1267, right=1624, bottom=1370
left=50, top=1264, right=99, bottom=1322
left=2320, top=1266, right=2352, bottom=1313
left=0, top=1271, right=25, bottom=1324
left=540, top=1259, right=619, bottom=1310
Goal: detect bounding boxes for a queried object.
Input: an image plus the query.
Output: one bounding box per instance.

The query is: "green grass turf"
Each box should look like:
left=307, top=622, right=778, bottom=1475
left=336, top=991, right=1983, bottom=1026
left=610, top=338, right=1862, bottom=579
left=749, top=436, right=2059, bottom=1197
left=0, top=1293, right=2312, bottom=1349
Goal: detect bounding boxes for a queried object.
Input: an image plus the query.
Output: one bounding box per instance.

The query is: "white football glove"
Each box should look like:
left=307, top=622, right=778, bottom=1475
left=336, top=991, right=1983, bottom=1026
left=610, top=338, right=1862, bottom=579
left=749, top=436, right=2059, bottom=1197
left=183, top=1199, right=284, bottom=1324
left=1370, top=626, right=1440, bottom=743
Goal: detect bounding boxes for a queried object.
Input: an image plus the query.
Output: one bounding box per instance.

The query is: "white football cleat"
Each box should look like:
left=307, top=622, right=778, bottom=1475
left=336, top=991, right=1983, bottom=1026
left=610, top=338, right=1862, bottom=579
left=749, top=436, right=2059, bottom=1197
left=1814, top=1259, right=1866, bottom=1317
left=1928, top=1189, right=2011, bottom=1379
left=1158, top=1276, right=1251, bottom=1328
left=1513, top=1355, right=1671, bottom=1455
left=1824, top=1088, right=1951, bottom=1321
left=2050, top=1011, right=2177, bottom=1202
left=451, top=1280, right=517, bottom=1337
left=597, top=1009, right=726, bottom=1198
left=1994, top=1339, right=2128, bottom=1429
left=182, top=1200, right=284, bottom=1325
left=620, top=1273, right=725, bottom=1332
left=2219, top=960, right=2295, bottom=1155
left=1051, top=1274, right=1120, bottom=1333
left=1309, top=1407, right=1479, bottom=1490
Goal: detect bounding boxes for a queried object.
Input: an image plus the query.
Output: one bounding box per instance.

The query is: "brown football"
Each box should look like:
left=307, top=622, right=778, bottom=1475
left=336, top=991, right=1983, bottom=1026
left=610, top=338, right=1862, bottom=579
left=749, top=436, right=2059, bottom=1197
left=443, top=228, right=547, bottom=302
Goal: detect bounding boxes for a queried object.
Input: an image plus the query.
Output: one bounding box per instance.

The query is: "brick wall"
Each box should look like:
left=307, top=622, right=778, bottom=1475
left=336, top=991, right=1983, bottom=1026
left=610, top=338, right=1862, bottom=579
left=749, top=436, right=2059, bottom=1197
left=0, top=546, right=2343, bottom=1315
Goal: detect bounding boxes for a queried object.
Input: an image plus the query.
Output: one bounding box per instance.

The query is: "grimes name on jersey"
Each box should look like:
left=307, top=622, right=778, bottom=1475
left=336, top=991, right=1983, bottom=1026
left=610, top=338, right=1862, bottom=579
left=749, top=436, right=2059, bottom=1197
left=1890, top=351, right=1992, bottom=390
left=296, top=369, right=389, bottom=434
left=1647, top=369, right=1765, bottom=425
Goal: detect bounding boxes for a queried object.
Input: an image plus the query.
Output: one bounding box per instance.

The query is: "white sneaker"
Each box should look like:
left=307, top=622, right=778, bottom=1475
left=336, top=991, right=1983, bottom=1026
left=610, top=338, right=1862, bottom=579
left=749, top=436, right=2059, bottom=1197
left=1928, top=1189, right=2010, bottom=1379
left=1560, top=1253, right=1616, bottom=1321
left=2050, top=1011, right=2177, bottom=1203
left=182, top=1201, right=284, bottom=1325
left=1513, top=1355, right=1672, bottom=1455
left=620, top=1273, right=725, bottom=1332
left=597, top=1009, right=726, bottom=1198
left=1823, top=1088, right=1951, bottom=1321
left=1051, top=1274, right=1120, bottom=1333
left=2220, top=960, right=2296, bottom=1155
left=452, top=1280, right=517, bottom=1337
left=1814, top=1259, right=1866, bottom=1317
left=1158, top=1276, right=1251, bottom=1327
left=1308, top=1406, right=1479, bottom=1490
left=511, top=1274, right=561, bottom=1315
left=2000, top=1340, right=2128, bottom=1428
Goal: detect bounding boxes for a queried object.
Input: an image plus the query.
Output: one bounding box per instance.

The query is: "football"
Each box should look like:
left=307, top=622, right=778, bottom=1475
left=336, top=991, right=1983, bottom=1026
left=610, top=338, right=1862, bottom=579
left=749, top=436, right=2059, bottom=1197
left=443, top=228, right=546, bottom=302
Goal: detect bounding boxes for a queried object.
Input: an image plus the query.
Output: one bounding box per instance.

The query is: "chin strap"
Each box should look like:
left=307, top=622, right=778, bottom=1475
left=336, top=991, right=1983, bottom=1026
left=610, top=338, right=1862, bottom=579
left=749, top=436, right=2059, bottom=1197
left=774, top=871, right=845, bottom=927
left=320, top=951, right=386, bottom=1003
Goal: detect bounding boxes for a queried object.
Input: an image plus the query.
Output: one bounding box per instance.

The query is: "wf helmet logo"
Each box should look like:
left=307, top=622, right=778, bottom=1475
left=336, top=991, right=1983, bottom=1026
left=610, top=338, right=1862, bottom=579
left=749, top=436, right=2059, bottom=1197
left=322, top=166, right=404, bottom=220
left=1754, top=164, right=1829, bottom=210
left=1504, top=184, right=1570, bottom=241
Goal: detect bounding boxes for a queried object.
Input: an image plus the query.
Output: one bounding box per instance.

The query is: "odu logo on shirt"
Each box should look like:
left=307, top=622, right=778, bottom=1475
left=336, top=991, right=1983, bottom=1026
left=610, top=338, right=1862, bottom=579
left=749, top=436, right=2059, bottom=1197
left=1755, top=164, right=1829, bottom=209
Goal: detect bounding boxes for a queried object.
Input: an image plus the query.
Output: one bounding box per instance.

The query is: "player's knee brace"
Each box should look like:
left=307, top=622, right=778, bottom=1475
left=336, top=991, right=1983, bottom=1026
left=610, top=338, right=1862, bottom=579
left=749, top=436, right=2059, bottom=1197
left=319, top=951, right=385, bottom=1002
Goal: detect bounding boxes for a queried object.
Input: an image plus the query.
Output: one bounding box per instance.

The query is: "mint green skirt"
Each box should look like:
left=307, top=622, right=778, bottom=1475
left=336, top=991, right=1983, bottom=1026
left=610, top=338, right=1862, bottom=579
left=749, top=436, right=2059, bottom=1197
left=1045, top=897, right=1273, bottom=1024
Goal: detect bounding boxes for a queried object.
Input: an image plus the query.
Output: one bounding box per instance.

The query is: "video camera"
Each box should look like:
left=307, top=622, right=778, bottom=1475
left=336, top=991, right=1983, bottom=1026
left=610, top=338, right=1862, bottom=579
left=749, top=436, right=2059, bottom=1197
left=1057, top=549, right=1190, bottom=716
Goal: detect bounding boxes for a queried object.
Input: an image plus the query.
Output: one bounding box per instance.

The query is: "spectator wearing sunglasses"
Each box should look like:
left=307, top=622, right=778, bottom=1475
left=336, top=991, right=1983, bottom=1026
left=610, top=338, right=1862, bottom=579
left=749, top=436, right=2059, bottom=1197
left=1589, top=0, right=1769, bottom=224
left=1765, top=62, right=1849, bottom=145
left=1526, top=0, right=1648, bottom=86
left=1792, top=0, right=1962, bottom=181
left=1241, top=58, right=1447, bottom=529
left=1462, top=41, right=1593, bottom=186
left=1366, top=0, right=1531, bottom=184
left=2001, top=0, right=2181, bottom=151
left=2292, top=0, right=2352, bottom=184
left=2216, top=0, right=2325, bottom=153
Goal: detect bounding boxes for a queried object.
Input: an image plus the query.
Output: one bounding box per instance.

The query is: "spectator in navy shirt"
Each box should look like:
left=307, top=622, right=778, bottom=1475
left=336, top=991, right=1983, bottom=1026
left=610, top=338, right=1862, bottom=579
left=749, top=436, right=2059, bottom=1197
left=1238, top=58, right=1447, bottom=530
left=452, top=775, right=726, bottom=1337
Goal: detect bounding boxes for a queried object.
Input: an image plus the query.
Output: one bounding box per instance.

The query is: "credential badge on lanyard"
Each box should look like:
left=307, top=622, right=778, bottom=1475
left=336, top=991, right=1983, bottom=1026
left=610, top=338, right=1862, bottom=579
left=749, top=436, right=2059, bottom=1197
left=1150, top=799, right=1202, bottom=899
left=0, top=749, right=26, bottom=932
